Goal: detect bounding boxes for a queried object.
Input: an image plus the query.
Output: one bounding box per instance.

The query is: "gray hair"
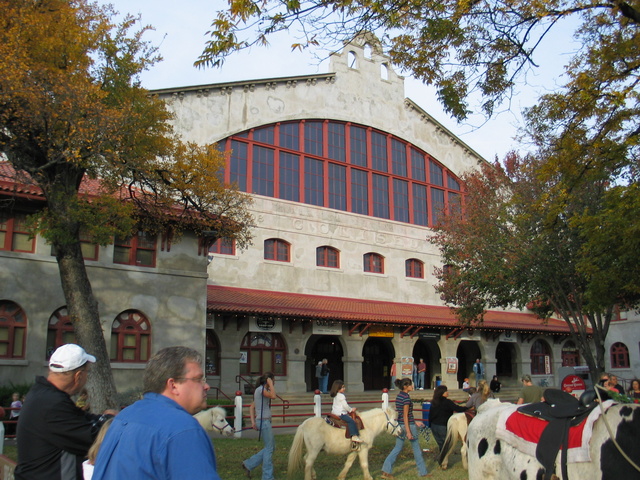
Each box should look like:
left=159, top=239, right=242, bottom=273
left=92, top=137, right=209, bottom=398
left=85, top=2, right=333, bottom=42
left=143, top=346, right=202, bottom=394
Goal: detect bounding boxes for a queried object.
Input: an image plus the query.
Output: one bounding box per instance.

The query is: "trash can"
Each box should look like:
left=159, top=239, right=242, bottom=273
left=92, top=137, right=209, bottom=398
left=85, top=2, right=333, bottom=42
left=435, top=375, right=442, bottom=387
left=422, top=402, right=431, bottom=427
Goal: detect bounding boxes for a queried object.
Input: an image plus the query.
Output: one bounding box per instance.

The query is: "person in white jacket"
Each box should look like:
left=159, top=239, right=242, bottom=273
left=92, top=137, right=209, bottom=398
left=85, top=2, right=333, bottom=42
left=330, top=380, right=362, bottom=443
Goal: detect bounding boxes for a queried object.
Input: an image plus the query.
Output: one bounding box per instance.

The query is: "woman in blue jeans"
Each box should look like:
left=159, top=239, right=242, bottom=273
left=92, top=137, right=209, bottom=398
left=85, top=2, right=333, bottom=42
left=242, top=373, right=276, bottom=480
left=382, top=378, right=432, bottom=479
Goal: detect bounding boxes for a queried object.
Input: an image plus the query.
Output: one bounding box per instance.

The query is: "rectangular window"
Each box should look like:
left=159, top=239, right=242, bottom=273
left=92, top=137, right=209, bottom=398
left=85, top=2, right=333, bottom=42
left=371, top=131, right=388, bottom=172
left=279, top=152, right=300, bottom=202
left=412, top=184, right=429, bottom=226
left=391, top=139, right=407, bottom=176
left=430, top=161, right=444, bottom=186
left=230, top=140, right=248, bottom=192
left=448, top=191, right=462, bottom=216
left=113, top=231, right=157, bottom=267
left=209, top=237, right=235, bottom=255
left=351, top=169, right=369, bottom=215
left=51, top=231, right=98, bottom=260
left=279, top=123, right=299, bottom=150
left=431, top=188, right=445, bottom=226
left=253, top=125, right=274, bottom=144
left=304, top=157, right=324, bottom=206
left=328, top=163, right=347, bottom=211
left=393, top=179, right=409, bottom=223
left=411, top=149, right=426, bottom=182
left=252, top=146, right=275, bottom=197
left=328, top=123, right=346, bottom=161
left=372, top=174, right=390, bottom=219
left=0, top=211, right=35, bottom=253
left=350, top=126, right=367, bottom=167
left=304, top=121, right=323, bottom=156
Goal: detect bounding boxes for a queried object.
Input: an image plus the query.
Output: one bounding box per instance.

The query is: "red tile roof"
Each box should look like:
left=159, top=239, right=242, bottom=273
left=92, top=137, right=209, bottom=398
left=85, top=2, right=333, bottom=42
left=206, top=285, right=573, bottom=333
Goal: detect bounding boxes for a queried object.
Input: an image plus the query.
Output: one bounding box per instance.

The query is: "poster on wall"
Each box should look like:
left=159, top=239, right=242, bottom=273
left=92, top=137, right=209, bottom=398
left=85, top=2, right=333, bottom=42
left=401, top=356, right=414, bottom=377
left=446, top=357, right=458, bottom=374
left=239, top=351, right=247, bottom=364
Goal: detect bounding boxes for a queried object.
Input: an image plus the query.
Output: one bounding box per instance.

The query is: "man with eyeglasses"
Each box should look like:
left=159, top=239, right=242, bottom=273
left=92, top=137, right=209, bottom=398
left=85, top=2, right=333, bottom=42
left=93, top=346, right=221, bottom=480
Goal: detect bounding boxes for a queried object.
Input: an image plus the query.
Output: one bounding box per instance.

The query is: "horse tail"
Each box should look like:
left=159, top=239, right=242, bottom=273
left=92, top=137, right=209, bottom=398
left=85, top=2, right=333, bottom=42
left=438, top=418, right=457, bottom=465
left=287, top=420, right=306, bottom=478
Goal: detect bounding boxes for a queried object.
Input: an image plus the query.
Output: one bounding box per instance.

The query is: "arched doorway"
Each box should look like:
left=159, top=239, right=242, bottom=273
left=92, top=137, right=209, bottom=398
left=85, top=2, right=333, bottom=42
left=362, top=338, right=394, bottom=390
left=495, top=342, right=516, bottom=380
left=456, top=340, right=481, bottom=388
left=411, top=338, right=441, bottom=389
left=304, top=335, right=344, bottom=392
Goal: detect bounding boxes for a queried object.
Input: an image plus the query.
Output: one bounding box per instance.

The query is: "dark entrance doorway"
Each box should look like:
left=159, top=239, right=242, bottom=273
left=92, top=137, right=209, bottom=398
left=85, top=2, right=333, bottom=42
left=411, top=339, right=441, bottom=389
left=496, top=342, right=516, bottom=379
left=362, top=338, right=394, bottom=390
left=456, top=340, right=481, bottom=388
left=305, top=335, right=344, bottom=392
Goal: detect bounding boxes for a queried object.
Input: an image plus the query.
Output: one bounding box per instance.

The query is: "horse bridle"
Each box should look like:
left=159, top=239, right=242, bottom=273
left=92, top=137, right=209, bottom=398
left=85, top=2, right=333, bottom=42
left=209, top=416, right=235, bottom=434
left=384, top=410, right=401, bottom=436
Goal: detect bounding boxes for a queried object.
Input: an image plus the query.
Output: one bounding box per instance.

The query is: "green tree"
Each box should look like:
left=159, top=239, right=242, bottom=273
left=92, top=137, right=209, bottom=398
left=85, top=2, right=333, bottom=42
left=0, top=0, right=253, bottom=411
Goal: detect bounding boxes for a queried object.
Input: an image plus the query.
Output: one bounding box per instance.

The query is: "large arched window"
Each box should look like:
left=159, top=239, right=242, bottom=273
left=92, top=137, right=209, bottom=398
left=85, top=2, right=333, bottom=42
left=561, top=340, right=580, bottom=367
left=240, top=331, right=286, bottom=376
left=610, top=342, right=630, bottom=368
left=364, top=252, right=384, bottom=274
left=264, top=238, right=290, bottom=262
left=205, top=330, right=220, bottom=376
left=218, top=120, right=463, bottom=227
left=316, top=246, right=340, bottom=268
left=405, top=258, right=424, bottom=279
left=46, top=307, right=76, bottom=359
left=0, top=301, right=26, bottom=358
left=110, top=310, right=151, bottom=362
left=530, top=339, right=552, bottom=375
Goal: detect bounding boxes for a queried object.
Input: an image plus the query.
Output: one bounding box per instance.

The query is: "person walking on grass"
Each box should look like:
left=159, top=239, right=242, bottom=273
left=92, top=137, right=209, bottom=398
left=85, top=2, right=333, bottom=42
left=330, top=380, right=362, bottom=443
left=381, top=378, right=432, bottom=479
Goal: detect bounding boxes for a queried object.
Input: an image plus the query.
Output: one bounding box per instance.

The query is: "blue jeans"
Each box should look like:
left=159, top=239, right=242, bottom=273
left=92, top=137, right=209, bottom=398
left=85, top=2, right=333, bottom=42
left=382, top=423, right=427, bottom=476
left=244, top=419, right=275, bottom=480
left=320, top=375, right=329, bottom=393
left=418, top=372, right=425, bottom=389
left=340, top=414, right=359, bottom=437
left=431, top=423, right=447, bottom=451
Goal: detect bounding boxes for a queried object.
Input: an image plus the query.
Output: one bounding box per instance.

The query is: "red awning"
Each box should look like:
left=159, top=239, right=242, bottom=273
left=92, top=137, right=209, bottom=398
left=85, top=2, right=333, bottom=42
left=207, top=285, right=573, bottom=333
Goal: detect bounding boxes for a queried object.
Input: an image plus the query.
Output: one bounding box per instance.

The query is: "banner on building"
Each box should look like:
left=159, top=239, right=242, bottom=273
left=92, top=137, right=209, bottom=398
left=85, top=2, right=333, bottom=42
left=249, top=316, right=283, bottom=333
left=446, top=357, right=458, bottom=374
left=312, top=320, right=342, bottom=335
left=401, top=356, right=414, bottom=377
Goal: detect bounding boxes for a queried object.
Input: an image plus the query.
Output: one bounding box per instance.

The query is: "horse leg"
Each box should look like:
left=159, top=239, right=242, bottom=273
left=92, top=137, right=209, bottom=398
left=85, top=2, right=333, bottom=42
left=461, top=436, right=468, bottom=470
left=304, top=450, right=320, bottom=480
left=357, top=447, right=373, bottom=480
left=337, top=450, right=360, bottom=480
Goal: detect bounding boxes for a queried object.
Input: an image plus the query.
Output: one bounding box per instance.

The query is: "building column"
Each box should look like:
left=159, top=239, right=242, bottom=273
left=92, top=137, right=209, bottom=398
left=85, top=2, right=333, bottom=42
left=343, top=336, right=365, bottom=392
left=438, top=337, right=458, bottom=388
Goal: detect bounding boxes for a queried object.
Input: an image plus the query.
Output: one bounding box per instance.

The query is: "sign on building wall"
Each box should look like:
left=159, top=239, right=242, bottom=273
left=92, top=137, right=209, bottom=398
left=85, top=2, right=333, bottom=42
left=418, top=332, right=441, bottom=340
left=249, top=316, right=282, bottom=333
left=369, top=325, right=394, bottom=337
left=312, top=320, right=342, bottom=335
left=499, top=331, right=517, bottom=343
left=545, top=355, right=551, bottom=374
left=446, top=357, right=458, bottom=374
left=401, top=356, right=414, bottom=377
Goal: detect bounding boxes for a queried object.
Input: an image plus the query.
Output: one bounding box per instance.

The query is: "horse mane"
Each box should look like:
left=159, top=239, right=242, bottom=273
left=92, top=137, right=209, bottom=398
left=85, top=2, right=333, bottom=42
left=477, top=398, right=503, bottom=414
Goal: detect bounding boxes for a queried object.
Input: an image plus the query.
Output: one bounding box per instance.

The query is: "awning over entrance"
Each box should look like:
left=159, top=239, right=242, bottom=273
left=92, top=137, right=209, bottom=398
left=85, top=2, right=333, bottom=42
left=206, top=285, right=573, bottom=334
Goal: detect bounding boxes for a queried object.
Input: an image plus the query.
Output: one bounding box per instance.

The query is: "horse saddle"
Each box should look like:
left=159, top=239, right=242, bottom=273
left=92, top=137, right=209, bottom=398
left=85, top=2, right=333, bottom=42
left=517, top=389, right=597, bottom=480
left=325, top=413, right=365, bottom=439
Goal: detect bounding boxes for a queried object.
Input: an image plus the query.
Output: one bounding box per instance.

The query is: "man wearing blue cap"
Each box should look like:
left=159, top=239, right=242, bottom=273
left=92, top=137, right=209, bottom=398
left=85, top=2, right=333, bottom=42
left=15, top=344, right=115, bottom=480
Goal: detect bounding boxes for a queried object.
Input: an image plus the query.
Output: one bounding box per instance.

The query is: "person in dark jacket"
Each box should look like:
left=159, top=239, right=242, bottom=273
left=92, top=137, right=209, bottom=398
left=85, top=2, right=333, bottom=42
left=15, top=344, right=116, bottom=480
left=428, top=385, right=468, bottom=452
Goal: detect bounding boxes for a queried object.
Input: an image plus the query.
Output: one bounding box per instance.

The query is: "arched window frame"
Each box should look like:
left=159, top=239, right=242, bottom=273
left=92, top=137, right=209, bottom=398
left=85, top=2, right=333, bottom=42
left=240, top=331, right=286, bottom=376
left=561, top=340, right=580, bottom=367
left=205, top=330, right=221, bottom=376
left=530, top=339, right=552, bottom=375
left=405, top=258, right=424, bottom=278
left=46, top=306, right=76, bottom=359
left=316, top=246, right=340, bottom=268
left=0, top=301, right=26, bottom=359
left=264, top=238, right=290, bottom=262
left=610, top=342, right=630, bottom=368
left=364, top=252, right=384, bottom=274
left=110, top=310, right=151, bottom=363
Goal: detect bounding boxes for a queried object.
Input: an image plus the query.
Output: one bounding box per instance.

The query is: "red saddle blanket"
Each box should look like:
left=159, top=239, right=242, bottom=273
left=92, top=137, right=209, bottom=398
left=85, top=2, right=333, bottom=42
left=495, top=401, right=612, bottom=463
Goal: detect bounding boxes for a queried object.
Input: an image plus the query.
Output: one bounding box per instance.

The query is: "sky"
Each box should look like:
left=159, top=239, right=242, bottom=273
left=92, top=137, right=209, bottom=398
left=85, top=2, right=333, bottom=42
left=102, top=0, right=576, bottom=162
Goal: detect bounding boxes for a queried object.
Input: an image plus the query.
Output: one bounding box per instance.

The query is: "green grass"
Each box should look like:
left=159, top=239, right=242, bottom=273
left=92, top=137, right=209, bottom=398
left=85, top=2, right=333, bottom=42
left=3, top=434, right=469, bottom=479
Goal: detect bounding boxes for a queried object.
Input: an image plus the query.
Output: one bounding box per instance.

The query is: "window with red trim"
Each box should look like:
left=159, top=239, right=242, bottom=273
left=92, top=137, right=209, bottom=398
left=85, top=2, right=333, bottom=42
left=0, top=211, right=35, bottom=253
left=46, top=307, right=76, bottom=359
left=561, top=341, right=580, bottom=367
left=110, top=310, right=151, bottom=362
left=317, top=246, right=340, bottom=268
left=113, top=231, right=157, bottom=267
left=264, top=238, right=290, bottom=262
left=208, top=237, right=236, bottom=256
left=51, top=230, right=98, bottom=261
left=610, top=342, right=629, bottom=368
left=405, top=258, right=424, bottom=279
left=364, top=252, right=384, bottom=274
left=0, top=301, right=26, bottom=359
left=530, top=339, right=552, bottom=375
left=205, top=330, right=220, bottom=376
left=239, top=331, right=286, bottom=375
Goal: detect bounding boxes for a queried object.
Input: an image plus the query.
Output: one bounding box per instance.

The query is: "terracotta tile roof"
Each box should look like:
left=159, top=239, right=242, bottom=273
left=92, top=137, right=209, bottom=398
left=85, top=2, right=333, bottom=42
left=206, top=285, right=574, bottom=333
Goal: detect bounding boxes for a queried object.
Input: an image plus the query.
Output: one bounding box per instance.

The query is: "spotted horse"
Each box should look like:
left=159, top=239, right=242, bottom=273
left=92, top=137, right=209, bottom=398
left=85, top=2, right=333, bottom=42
left=467, top=396, right=640, bottom=480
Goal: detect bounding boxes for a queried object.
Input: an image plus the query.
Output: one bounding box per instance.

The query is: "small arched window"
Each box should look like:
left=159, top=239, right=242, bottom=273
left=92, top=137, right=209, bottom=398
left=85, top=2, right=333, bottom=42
left=363, top=43, right=372, bottom=59
left=381, top=63, right=389, bottom=80
left=0, top=300, right=26, bottom=358
left=364, top=252, right=384, bottom=274
left=46, top=307, right=76, bottom=359
left=110, top=310, right=151, bottom=363
left=610, top=342, right=629, bottom=368
left=316, top=246, right=340, bottom=268
left=405, top=259, right=424, bottom=278
left=264, top=238, right=290, bottom=262
left=348, top=51, right=358, bottom=69
left=530, top=339, right=552, bottom=375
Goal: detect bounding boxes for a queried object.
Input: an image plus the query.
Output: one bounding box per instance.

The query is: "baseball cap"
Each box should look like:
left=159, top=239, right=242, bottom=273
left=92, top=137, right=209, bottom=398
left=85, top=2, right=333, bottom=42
left=49, top=344, right=96, bottom=372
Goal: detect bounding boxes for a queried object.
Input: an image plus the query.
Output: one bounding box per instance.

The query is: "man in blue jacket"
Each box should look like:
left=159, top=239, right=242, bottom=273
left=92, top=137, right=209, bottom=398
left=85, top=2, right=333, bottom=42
left=93, top=346, right=221, bottom=480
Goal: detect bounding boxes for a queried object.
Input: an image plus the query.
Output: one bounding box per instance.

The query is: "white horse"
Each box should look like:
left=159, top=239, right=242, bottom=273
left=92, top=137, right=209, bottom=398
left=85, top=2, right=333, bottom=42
left=438, top=411, right=469, bottom=470
left=467, top=399, right=640, bottom=479
left=287, top=407, right=400, bottom=480
left=194, top=406, right=235, bottom=437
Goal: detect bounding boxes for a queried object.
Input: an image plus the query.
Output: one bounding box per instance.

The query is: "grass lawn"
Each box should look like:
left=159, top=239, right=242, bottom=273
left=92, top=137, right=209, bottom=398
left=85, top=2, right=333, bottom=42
left=3, top=433, right=469, bottom=479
